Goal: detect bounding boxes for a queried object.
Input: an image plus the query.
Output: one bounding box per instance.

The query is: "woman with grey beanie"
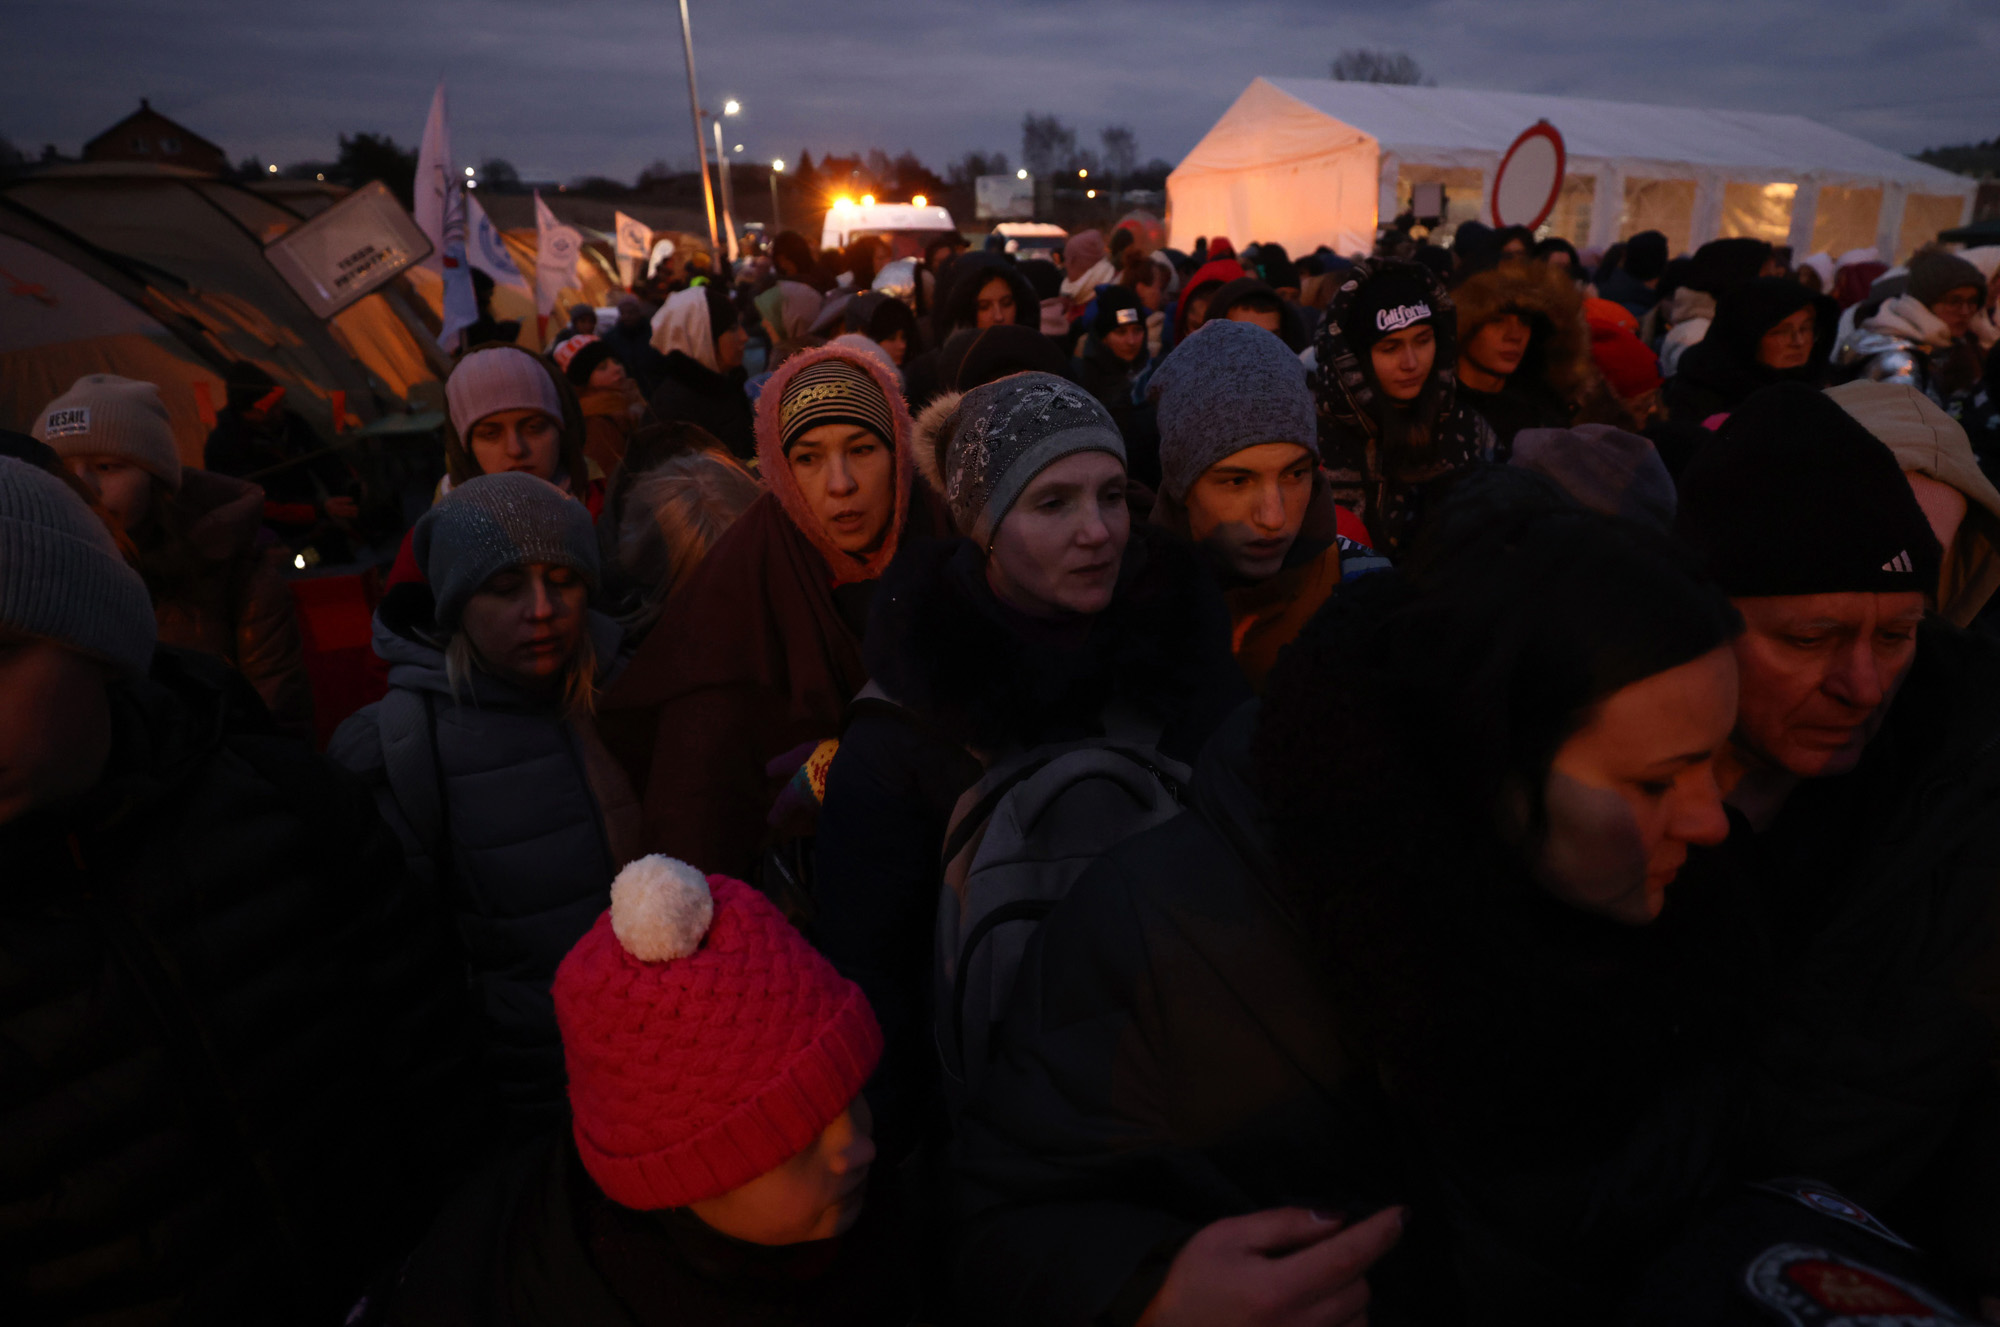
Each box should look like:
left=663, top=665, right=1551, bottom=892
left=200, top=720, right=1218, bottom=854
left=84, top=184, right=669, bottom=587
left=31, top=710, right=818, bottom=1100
left=813, top=370, right=1247, bottom=1159
left=331, top=471, right=641, bottom=1136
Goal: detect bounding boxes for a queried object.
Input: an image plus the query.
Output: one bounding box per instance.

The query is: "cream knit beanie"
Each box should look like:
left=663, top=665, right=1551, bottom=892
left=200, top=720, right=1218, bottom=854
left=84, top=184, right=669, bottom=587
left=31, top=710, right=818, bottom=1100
left=33, top=375, right=182, bottom=491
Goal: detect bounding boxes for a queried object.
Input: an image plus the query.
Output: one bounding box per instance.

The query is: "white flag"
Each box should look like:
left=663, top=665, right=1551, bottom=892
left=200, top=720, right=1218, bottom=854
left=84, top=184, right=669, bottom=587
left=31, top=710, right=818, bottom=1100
left=437, top=180, right=480, bottom=352
left=533, top=190, right=583, bottom=319
left=614, top=211, right=654, bottom=261
left=467, top=191, right=530, bottom=294
left=413, top=82, right=452, bottom=275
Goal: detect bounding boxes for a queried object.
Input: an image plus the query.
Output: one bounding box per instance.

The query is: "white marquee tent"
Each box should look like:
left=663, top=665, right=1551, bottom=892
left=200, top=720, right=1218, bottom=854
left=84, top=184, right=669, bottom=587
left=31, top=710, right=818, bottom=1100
left=1167, top=78, right=1976, bottom=262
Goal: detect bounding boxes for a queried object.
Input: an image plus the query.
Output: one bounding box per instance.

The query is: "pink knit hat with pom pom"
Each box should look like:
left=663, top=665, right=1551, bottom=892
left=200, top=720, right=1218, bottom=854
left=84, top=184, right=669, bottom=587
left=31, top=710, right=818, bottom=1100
left=553, top=856, right=882, bottom=1210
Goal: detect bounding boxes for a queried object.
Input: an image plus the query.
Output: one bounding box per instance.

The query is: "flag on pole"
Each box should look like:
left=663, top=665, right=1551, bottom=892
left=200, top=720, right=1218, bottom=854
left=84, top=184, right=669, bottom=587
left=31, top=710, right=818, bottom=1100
left=468, top=190, right=530, bottom=294
left=614, top=212, right=654, bottom=261
left=437, top=179, right=479, bottom=352
left=533, top=190, right=583, bottom=321
left=413, top=82, right=452, bottom=275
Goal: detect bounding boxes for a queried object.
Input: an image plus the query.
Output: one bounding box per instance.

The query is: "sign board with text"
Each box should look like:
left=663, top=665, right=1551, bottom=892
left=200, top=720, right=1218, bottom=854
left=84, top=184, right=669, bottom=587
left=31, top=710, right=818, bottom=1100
left=263, top=181, right=434, bottom=319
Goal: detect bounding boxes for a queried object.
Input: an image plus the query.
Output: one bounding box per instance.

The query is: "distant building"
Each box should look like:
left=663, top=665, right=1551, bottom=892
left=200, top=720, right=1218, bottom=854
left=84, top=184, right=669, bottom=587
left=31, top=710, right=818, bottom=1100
left=82, top=99, right=227, bottom=174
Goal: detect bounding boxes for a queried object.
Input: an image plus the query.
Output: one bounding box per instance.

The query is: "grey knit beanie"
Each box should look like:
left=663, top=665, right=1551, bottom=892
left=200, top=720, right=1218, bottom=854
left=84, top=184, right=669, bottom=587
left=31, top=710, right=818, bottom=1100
left=414, top=472, right=600, bottom=630
left=943, top=372, right=1125, bottom=544
left=1148, top=318, right=1318, bottom=502
left=32, top=374, right=183, bottom=491
left=1906, top=250, right=1987, bottom=309
left=0, top=456, right=157, bottom=675
left=446, top=346, right=565, bottom=439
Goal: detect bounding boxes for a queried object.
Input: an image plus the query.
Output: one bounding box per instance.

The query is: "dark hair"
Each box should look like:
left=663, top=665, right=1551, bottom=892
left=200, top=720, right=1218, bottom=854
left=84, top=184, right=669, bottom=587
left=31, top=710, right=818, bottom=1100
left=1623, top=230, right=1670, bottom=282
left=1254, top=480, right=1741, bottom=1135
left=1118, top=250, right=1160, bottom=289
left=770, top=230, right=815, bottom=275
left=703, top=285, right=739, bottom=351
left=1534, top=236, right=1580, bottom=269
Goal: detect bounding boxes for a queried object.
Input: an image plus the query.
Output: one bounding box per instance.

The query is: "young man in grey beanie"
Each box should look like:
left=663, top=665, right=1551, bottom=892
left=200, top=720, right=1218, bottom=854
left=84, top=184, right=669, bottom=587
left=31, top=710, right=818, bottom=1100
left=1671, top=382, right=2000, bottom=1299
left=0, top=457, right=481, bottom=1323
left=1146, top=318, right=1380, bottom=688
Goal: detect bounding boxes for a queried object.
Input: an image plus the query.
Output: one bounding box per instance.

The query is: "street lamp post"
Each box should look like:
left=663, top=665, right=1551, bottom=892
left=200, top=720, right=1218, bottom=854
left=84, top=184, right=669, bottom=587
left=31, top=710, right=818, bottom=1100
left=770, top=159, right=785, bottom=232
left=705, top=100, right=742, bottom=266
left=674, top=0, right=719, bottom=256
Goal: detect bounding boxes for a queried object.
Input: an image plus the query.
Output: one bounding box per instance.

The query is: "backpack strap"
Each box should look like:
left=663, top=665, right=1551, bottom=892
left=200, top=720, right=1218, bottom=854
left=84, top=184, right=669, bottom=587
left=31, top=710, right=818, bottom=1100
left=946, top=897, right=1058, bottom=1084
left=376, top=688, right=454, bottom=890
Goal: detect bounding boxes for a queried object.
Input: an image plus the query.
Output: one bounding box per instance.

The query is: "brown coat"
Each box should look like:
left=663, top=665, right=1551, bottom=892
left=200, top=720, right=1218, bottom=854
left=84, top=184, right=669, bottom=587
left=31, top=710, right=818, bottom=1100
left=595, top=344, right=946, bottom=878
left=146, top=468, right=315, bottom=740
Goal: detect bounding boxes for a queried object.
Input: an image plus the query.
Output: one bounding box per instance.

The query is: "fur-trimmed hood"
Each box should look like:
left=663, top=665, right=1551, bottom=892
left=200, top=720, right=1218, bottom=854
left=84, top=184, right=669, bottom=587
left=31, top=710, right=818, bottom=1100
left=862, top=522, right=1246, bottom=756
left=753, top=342, right=919, bottom=585
left=910, top=390, right=962, bottom=522
left=1450, top=258, right=1592, bottom=401
left=1314, top=257, right=1461, bottom=440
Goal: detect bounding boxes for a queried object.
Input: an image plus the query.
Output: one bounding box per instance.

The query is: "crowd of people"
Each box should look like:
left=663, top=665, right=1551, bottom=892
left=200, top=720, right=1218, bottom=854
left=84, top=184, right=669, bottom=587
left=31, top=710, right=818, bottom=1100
left=6, top=198, right=2000, bottom=1326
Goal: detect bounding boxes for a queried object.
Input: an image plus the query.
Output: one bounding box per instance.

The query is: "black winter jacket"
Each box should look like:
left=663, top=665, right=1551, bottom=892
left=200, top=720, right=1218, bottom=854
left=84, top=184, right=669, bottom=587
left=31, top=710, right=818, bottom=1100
left=649, top=351, right=755, bottom=458
left=0, top=650, right=479, bottom=1325
left=1693, top=620, right=2000, bottom=1288
left=386, top=1133, right=917, bottom=1327
left=812, top=527, right=1247, bottom=1159
left=952, top=703, right=1756, bottom=1325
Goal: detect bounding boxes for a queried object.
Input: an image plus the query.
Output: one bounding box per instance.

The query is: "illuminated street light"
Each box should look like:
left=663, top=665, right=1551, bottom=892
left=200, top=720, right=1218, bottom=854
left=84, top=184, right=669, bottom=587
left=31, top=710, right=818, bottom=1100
left=267, top=163, right=277, bottom=174
left=1077, top=168, right=1088, bottom=179
left=1016, top=168, right=1028, bottom=180
left=464, top=165, right=475, bottom=176
left=723, top=99, right=740, bottom=115
left=772, top=159, right=785, bottom=172
left=733, top=144, right=743, bottom=153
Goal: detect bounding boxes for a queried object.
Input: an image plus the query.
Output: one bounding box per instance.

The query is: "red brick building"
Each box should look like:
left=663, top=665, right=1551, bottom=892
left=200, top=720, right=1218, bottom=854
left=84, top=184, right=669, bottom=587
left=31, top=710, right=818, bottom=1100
left=82, top=100, right=228, bottom=174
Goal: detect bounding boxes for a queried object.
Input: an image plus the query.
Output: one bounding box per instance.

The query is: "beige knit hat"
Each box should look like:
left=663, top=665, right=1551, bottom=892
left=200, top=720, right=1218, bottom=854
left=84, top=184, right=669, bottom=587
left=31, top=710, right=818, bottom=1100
left=1826, top=379, right=2000, bottom=627
left=32, top=375, right=182, bottom=492
left=0, top=456, right=157, bottom=676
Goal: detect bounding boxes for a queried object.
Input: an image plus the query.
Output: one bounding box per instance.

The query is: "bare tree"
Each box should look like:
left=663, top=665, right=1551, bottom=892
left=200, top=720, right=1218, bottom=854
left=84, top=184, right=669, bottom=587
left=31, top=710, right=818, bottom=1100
left=1021, top=113, right=1077, bottom=177
left=1101, top=125, right=1138, bottom=181
left=1330, top=48, right=1432, bottom=85
left=948, top=149, right=1010, bottom=186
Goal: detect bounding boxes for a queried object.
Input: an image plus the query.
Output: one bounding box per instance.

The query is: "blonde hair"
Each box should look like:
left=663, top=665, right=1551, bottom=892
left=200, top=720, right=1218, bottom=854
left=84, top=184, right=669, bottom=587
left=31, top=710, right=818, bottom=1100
left=444, top=613, right=600, bottom=717
left=614, top=450, right=762, bottom=635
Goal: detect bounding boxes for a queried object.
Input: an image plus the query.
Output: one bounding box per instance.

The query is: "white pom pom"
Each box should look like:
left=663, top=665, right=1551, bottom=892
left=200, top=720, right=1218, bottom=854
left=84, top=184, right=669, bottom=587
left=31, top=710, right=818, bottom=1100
left=610, top=855, right=714, bottom=962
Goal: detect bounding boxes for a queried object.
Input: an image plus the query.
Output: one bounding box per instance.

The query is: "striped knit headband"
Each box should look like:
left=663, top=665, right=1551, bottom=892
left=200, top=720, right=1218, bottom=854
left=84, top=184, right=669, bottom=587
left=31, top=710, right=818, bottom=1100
left=778, top=357, right=896, bottom=453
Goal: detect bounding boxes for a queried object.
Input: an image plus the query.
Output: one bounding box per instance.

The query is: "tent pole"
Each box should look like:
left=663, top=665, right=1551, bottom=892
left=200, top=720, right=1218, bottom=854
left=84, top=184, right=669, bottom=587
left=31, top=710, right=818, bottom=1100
left=676, top=0, right=720, bottom=259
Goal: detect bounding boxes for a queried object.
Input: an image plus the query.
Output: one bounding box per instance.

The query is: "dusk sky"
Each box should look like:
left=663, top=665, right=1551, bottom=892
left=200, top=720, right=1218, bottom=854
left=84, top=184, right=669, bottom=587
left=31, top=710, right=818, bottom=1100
left=8, top=0, right=2000, bottom=183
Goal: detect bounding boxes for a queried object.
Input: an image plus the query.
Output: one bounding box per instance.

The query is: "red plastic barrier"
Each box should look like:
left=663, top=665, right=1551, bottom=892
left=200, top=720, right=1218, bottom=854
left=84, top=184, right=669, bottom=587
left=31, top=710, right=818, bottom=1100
left=289, top=571, right=387, bottom=749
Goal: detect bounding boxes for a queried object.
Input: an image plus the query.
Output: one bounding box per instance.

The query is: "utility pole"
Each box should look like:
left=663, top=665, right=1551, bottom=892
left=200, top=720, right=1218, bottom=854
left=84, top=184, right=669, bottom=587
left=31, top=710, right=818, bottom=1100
left=675, top=0, right=718, bottom=256
left=712, top=117, right=738, bottom=264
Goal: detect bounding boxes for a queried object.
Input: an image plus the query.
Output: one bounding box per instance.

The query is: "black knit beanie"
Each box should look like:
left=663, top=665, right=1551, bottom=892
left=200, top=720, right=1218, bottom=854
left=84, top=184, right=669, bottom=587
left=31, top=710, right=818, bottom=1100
left=1675, top=382, right=1940, bottom=598
left=563, top=338, right=619, bottom=389
left=1093, top=285, right=1147, bottom=340
left=1339, top=261, right=1437, bottom=353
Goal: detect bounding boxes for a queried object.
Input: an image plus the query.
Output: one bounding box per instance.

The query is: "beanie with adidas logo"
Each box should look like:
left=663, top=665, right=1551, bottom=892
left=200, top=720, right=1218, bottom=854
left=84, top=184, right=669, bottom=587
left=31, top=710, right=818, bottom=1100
left=1674, top=382, right=1941, bottom=599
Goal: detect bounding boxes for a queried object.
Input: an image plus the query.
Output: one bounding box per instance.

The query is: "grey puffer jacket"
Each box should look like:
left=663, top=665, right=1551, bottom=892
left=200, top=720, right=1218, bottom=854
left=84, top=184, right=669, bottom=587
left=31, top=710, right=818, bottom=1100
left=330, top=582, right=640, bottom=1133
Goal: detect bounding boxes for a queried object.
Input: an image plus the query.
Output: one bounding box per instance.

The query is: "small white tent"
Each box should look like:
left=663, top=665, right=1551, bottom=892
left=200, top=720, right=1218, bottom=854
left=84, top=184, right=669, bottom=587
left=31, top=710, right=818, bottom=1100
left=1168, top=78, right=1976, bottom=262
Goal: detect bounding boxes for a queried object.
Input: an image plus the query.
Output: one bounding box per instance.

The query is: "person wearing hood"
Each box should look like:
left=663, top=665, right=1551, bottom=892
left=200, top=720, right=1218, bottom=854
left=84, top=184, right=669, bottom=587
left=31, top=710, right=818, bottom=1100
left=597, top=344, right=947, bottom=882
left=1173, top=256, right=1247, bottom=342
left=1451, top=256, right=1612, bottom=449
left=1827, top=379, right=2000, bottom=631
left=39, top=374, right=315, bottom=740
left=1597, top=230, right=1669, bottom=318
left=1147, top=318, right=1375, bottom=689
left=557, top=334, right=649, bottom=476
left=754, top=277, right=826, bottom=350
left=1796, top=252, right=1837, bottom=296
left=1835, top=248, right=1990, bottom=408
left=332, top=473, right=638, bottom=1134
left=1313, top=257, right=1499, bottom=557
left=842, top=291, right=923, bottom=370
left=1671, top=383, right=2000, bottom=1298
left=932, top=323, right=1074, bottom=399
left=386, top=854, right=912, bottom=1327
left=1059, top=228, right=1116, bottom=321
left=1070, top=285, right=1153, bottom=423
left=0, top=457, right=480, bottom=1326
left=1663, top=278, right=1827, bottom=424
left=650, top=284, right=755, bottom=457
left=1657, top=238, right=1778, bottom=378
left=386, top=344, right=604, bottom=587
left=906, top=256, right=1043, bottom=407
left=812, top=371, right=1245, bottom=1160
left=952, top=481, right=1752, bottom=1325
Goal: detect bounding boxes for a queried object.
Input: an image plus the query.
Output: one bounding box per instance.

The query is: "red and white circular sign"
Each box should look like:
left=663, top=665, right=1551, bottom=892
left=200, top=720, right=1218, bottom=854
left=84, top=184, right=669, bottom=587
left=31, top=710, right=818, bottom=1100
left=1491, top=121, right=1567, bottom=230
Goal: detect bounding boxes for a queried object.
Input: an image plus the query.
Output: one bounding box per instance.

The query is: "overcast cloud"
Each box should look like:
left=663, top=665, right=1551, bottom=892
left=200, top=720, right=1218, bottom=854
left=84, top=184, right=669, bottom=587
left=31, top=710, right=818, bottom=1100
left=6, top=0, right=1999, bottom=182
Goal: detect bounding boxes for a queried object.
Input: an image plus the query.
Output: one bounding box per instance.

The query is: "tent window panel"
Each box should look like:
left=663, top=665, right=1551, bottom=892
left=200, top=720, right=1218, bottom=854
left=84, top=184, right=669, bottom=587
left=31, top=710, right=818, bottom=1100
left=1624, top=179, right=1697, bottom=257
left=1396, top=165, right=1482, bottom=244
left=1541, top=174, right=1595, bottom=245
left=1720, top=182, right=1797, bottom=245
left=1897, top=194, right=1969, bottom=263
left=1811, top=186, right=1882, bottom=258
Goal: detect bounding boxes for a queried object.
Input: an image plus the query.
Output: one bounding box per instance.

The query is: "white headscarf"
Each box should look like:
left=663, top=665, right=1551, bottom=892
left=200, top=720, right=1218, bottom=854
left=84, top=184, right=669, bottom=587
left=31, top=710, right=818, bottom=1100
left=649, top=287, right=718, bottom=371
